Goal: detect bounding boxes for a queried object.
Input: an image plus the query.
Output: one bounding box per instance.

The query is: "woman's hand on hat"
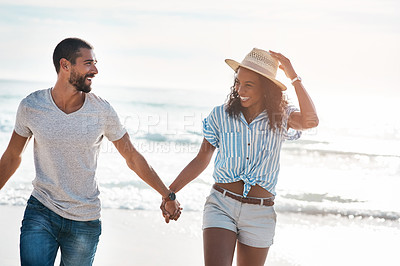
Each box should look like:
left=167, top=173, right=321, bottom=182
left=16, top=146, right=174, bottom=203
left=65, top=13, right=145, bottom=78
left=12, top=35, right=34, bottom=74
left=269, top=50, right=297, bottom=81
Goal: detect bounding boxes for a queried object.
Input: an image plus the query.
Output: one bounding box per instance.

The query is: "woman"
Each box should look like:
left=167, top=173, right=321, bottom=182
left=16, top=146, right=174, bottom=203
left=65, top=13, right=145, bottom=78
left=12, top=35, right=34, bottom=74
left=164, top=48, right=318, bottom=265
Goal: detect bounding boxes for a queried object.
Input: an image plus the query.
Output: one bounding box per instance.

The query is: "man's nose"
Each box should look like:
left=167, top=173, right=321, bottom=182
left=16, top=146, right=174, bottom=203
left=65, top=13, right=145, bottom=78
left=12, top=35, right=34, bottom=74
left=92, top=65, right=98, bottom=74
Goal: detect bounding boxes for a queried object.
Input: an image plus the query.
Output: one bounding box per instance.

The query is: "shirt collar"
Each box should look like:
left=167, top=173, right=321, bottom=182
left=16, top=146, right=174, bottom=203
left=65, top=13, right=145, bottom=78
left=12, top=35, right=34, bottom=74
left=239, top=110, right=268, bottom=126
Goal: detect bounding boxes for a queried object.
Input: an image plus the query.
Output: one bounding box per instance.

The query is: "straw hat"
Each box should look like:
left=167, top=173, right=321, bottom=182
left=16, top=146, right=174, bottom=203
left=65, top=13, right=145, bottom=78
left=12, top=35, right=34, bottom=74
left=225, top=48, right=286, bottom=91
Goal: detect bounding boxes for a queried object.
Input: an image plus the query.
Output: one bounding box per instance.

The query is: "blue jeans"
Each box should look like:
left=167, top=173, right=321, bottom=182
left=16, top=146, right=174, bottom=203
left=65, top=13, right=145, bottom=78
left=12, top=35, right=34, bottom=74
left=20, top=196, right=101, bottom=266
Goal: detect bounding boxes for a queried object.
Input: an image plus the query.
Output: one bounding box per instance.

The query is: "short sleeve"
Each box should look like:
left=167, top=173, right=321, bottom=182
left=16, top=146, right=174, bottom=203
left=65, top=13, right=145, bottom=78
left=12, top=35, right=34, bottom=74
left=14, top=100, right=33, bottom=138
left=283, top=105, right=302, bottom=141
left=202, top=107, right=220, bottom=148
left=104, top=104, right=126, bottom=142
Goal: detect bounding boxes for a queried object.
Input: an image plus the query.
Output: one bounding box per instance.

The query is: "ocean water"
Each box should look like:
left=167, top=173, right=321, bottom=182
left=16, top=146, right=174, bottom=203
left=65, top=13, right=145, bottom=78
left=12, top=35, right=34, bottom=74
left=0, top=79, right=399, bottom=222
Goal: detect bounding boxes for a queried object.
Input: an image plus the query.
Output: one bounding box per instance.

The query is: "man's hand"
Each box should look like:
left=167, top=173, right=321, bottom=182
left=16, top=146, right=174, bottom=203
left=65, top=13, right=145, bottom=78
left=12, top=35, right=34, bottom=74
left=160, top=199, right=182, bottom=223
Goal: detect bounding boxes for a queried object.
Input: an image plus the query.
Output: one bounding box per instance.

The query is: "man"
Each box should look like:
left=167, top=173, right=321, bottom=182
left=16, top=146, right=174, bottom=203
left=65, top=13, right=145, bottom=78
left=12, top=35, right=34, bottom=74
left=0, top=38, right=180, bottom=266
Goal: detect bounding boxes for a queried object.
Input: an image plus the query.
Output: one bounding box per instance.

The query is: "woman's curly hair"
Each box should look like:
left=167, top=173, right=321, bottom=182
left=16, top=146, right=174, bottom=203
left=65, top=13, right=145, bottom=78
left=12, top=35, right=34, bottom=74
left=225, top=72, right=288, bottom=132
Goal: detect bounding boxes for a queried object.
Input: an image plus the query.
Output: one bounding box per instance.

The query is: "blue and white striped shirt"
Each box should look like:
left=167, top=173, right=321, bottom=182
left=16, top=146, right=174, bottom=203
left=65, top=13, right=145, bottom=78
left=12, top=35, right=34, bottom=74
left=203, top=104, right=301, bottom=197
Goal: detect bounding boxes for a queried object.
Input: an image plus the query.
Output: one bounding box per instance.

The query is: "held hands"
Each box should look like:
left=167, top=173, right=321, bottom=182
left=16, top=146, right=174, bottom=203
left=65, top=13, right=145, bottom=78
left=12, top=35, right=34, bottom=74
left=160, top=198, right=182, bottom=223
left=269, top=50, right=297, bottom=81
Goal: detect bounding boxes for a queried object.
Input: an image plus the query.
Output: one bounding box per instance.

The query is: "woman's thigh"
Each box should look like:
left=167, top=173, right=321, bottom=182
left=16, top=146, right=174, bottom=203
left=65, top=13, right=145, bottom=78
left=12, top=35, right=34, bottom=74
left=237, top=241, right=269, bottom=266
left=203, top=228, right=237, bottom=266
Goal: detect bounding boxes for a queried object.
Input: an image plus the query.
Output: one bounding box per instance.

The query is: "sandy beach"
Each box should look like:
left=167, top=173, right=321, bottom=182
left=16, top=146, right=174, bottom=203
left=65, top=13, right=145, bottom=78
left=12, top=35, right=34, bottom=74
left=1, top=205, right=204, bottom=266
left=1, top=205, right=398, bottom=266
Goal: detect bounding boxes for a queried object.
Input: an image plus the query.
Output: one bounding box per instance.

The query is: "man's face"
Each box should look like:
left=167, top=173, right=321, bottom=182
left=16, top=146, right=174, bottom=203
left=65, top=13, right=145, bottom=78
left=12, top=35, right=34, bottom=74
left=69, top=48, right=98, bottom=93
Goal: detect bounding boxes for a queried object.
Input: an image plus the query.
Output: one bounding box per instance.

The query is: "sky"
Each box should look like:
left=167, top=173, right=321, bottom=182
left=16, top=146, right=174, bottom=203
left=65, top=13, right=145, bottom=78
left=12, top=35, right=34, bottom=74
left=0, top=0, right=399, bottom=96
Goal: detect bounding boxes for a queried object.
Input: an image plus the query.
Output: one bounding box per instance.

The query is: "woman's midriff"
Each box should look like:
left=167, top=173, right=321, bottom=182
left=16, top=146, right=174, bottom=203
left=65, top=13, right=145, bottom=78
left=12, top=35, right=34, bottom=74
left=215, top=181, right=274, bottom=198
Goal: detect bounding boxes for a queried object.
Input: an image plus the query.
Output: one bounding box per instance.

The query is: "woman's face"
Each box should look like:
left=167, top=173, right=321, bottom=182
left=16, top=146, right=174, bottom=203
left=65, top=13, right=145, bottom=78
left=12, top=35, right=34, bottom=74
left=235, top=67, right=265, bottom=114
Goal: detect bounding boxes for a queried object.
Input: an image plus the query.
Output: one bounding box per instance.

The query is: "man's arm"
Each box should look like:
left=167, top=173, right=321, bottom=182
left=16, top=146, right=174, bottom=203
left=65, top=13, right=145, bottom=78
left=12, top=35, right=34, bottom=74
left=0, top=131, right=31, bottom=190
left=112, top=133, right=171, bottom=197
left=112, top=133, right=180, bottom=222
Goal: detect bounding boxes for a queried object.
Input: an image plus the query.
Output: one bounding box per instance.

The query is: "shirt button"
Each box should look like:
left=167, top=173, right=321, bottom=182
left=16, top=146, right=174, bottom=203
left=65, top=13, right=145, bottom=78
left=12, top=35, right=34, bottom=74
left=248, top=143, right=250, bottom=146
left=246, top=157, right=249, bottom=160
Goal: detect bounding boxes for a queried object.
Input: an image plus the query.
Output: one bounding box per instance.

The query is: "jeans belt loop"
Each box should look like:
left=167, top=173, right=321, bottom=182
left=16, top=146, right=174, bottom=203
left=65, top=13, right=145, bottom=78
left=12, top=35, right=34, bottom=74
left=260, top=199, right=264, bottom=206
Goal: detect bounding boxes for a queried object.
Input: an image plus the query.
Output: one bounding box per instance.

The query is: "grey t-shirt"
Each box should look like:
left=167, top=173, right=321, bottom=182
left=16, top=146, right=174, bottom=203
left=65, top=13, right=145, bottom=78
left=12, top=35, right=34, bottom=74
left=14, top=88, right=126, bottom=221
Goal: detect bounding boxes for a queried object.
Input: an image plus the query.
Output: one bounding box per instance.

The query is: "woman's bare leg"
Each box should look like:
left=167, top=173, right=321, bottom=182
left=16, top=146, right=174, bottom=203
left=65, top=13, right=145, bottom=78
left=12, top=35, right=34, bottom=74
left=237, top=241, right=269, bottom=266
left=203, top=228, right=237, bottom=266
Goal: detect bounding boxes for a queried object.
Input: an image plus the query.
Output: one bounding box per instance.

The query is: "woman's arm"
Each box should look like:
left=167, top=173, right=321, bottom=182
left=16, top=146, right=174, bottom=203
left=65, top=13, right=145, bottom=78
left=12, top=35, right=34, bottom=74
left=169, top=138, right=216, bottom=193
left=269, top=50, right=319, bottom=130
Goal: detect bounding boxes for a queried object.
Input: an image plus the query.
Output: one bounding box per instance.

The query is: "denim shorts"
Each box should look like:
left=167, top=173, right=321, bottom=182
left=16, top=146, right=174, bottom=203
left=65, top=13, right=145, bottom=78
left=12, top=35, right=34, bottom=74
left=202, top=187, right=277, bottom=248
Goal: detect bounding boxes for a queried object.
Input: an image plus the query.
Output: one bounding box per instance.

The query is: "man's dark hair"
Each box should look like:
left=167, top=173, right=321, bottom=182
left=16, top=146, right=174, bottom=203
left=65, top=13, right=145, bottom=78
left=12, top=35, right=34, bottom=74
left=53, top=38, right=93, bottom=73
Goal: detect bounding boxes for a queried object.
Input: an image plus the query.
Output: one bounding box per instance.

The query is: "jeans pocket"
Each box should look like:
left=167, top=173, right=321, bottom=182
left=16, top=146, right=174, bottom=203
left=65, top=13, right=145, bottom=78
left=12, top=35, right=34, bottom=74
left=26, top=196, right=47, bottom=212
left=74, top=219, right=102, bottom=236
left=84, top=219, right=101, bottom=228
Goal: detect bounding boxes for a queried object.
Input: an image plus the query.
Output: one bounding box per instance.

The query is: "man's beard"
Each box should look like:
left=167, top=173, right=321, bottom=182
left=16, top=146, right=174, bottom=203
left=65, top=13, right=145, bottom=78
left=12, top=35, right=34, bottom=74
left=69, top=69, right=93, bottom=93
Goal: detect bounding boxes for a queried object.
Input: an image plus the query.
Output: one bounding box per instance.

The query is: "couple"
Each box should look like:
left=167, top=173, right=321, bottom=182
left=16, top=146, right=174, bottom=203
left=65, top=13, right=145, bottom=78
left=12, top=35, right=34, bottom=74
left=0, top=38, right=318, bottom=266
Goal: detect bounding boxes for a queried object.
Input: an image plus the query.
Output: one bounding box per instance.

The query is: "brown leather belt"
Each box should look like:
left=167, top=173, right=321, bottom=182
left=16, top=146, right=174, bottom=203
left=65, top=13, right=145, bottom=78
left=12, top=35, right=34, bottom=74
left=212, top=184, right=274, bottom=206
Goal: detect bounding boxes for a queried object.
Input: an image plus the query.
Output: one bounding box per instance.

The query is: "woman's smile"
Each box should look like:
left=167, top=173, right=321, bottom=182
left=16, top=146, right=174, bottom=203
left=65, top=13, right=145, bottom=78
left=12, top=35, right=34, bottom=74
left=240, top=96, right=250, bottom=102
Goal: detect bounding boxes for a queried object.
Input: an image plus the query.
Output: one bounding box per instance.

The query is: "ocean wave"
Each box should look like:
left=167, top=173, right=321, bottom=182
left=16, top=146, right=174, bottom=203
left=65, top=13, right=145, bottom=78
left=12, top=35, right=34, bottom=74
left=275, top=192, right=399, bottom=221
left=134, top=132, right=399, bottom=159
left=1, top=187, right=398, bottom=222
left=103, top=197, right=400, bottom=221
left=0, top=94, right=23, bottom=100
left=282, top=193, right=364, bottom=204
left=137, top=133, right=169, bottom=142
left=275, top=201, right=400, bottom=221
left=0, top=116, right=14, bottom=133
left=122, top=100, right=206, bottom=111
left=284, top=146, right=400, bottom=159
left=134, top=132, right=202, bottom=145
left=131, top=132, right=399, bottom=159
left=283, top=143, right=400, bottom=158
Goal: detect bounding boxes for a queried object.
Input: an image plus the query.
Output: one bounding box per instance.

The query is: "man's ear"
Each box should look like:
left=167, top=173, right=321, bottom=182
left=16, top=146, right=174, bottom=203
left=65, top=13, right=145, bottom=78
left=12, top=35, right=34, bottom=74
left=60, top=58, right=70, bottom=71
